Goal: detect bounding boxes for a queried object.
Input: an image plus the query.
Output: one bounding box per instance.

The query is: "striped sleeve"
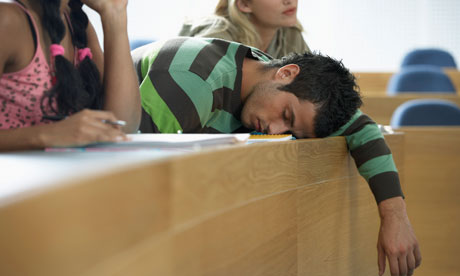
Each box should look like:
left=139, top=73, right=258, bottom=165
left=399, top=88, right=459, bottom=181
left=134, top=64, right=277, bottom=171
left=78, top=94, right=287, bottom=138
left=329, top=110, right=404, bottom=203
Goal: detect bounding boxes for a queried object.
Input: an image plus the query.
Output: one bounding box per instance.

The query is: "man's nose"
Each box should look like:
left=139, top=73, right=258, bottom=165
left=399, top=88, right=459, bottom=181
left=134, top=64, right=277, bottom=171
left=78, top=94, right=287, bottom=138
left=268, top=123, right=289, bottom=134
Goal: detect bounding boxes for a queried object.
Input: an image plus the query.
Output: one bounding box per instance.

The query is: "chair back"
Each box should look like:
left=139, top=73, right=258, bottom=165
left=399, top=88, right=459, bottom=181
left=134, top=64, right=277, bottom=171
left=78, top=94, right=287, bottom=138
left=401, top=48, right=457, bottom=68
left=130, top=39, right=155, bottom=50
left=390, top=99, right=460, bottom=128
left=387, top=65, right=456, bottom=94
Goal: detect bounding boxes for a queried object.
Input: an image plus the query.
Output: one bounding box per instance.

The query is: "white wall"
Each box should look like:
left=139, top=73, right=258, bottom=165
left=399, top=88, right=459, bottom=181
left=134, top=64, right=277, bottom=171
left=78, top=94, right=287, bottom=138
left=85, top=0, right=216, bottom=42
left=86, top=0, right=460, bottom=71
left=299, top=0, right=460, bottom=71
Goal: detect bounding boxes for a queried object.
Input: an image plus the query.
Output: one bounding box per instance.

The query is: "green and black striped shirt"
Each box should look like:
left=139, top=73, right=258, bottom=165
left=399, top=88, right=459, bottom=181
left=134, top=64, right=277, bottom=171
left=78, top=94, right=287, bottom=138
left=132, top=37, right=269, bottom=133
left=132, top=37, right=403, bottom=203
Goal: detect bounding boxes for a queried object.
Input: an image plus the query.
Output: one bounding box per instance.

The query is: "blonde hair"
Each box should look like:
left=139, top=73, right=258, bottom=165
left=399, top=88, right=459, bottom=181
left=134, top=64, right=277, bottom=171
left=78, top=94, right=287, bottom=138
left=210, top=0, right=304, bottom=49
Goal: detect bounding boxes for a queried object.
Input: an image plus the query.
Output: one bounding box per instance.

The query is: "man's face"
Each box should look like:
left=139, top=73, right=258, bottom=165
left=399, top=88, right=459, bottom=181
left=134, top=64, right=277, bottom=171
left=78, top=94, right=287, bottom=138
left=240, top=82, right=316, bottom=138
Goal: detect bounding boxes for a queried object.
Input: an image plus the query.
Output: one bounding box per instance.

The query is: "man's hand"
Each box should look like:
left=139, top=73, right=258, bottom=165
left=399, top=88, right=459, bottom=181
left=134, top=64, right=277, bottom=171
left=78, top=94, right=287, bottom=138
left=377, top=197, right=422, bottom=276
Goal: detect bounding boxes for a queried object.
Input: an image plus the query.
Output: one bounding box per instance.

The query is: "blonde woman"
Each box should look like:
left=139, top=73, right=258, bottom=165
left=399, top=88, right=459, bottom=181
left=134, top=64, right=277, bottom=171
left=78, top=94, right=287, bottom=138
left=179, top=0, right=310, bottom=58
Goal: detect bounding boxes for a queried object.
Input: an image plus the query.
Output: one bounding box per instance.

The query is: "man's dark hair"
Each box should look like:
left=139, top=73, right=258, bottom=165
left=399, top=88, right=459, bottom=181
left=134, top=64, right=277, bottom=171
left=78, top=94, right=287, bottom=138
left=267, top=52, right=362, bottom=138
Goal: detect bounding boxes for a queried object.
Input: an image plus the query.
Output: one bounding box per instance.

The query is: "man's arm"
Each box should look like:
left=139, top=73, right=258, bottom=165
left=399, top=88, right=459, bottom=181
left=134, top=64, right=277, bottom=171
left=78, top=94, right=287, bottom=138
left=330, top=110, right=421, bottom=276
left=377, top=197, right=422, bottom=276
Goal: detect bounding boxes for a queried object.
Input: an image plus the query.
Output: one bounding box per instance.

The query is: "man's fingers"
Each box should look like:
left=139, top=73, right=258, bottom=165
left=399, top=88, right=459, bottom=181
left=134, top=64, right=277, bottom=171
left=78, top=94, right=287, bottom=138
left=398, top=254, right=408, bottom=276
left=407, top=250, right=416, bottom=276
left=388, top=255, right=400, bottom=276
left=414, top=245, right=422, bottom=268
left=377, top=244, right=386, bottom=276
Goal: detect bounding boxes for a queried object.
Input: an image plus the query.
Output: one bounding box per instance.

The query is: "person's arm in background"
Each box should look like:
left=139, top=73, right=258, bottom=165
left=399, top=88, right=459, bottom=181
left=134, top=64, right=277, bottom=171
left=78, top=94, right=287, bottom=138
left=83, top=0, right=141, bottom=133
left=330, top=110, right=422, bottom=276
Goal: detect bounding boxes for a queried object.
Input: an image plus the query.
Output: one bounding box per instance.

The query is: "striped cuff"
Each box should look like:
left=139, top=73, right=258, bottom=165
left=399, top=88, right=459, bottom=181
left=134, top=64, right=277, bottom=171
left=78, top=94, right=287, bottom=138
left=368, top=171, right=405, bottom=203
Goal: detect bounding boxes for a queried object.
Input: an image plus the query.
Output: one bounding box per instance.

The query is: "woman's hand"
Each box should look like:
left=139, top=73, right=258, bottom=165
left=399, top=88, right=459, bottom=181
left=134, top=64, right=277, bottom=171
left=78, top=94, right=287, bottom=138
left=80, top=0, right=128, bottom=16
left=38, top=109, right=128, bottom=148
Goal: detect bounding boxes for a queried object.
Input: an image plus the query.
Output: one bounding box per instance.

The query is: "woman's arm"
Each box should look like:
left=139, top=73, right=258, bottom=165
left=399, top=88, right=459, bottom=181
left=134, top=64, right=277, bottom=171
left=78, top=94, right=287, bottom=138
left=84, top=0, right=141, bottom=133
left=0, top=4, right=128, bottom=151
left=0, top=109, right=128, bottom=151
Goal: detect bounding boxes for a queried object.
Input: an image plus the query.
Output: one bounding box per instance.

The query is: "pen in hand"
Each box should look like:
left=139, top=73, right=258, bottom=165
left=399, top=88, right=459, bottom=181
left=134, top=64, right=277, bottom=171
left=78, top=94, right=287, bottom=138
left=42, top=115, right=127, bottom=127
left=101, top=119, right=127, bottom=126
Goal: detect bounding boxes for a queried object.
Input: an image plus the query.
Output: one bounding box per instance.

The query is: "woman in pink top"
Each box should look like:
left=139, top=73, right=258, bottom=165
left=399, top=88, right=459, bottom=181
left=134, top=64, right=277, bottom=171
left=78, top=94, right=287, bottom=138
left=0, top=0, right=140, bottom=151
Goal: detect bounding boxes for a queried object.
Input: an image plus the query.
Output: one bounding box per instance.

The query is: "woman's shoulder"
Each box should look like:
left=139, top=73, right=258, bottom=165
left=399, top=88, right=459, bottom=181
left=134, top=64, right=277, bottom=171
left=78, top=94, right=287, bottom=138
left=0, top=3, right=28, bottom=31
left=280, top=26, right=310, bottom=51
left=280, top=26, right=304, bottom=38
left=179, top=16, right=235, bottom=41
left=265, top=26, right=310, bottom=58
left=0, top=2, right=32, bottom=55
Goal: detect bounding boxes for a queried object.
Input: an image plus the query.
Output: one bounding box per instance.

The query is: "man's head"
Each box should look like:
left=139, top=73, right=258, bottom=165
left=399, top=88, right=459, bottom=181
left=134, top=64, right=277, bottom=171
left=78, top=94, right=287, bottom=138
left=240, top=52, right=362, bottom=138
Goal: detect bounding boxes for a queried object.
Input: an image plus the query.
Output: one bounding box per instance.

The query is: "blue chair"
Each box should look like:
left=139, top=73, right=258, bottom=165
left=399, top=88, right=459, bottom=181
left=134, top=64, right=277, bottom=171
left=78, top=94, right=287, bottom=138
left=401, top=48, right=457, bottom=68
left=390, top=99, right=460, bottom=128
left=387, top=65, right=456, bottom=95
left=130, top=39, right=155, bottom=50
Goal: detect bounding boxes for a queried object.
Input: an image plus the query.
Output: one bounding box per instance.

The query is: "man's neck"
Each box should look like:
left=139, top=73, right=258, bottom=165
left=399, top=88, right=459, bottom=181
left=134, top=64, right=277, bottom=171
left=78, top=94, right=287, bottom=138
left=241, top=58, right=273, bottom=103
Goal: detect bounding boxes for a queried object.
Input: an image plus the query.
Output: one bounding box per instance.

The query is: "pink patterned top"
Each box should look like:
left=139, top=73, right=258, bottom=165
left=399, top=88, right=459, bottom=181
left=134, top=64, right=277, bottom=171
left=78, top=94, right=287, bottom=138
left=0, top=3, right=74, bottom=130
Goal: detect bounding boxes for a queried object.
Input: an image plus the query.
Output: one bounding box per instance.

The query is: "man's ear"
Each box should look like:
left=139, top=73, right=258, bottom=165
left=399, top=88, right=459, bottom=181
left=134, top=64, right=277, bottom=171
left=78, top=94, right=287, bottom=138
left=235, top=0, right=252, bottom=13
left=274, top=64, right=300, bottom=83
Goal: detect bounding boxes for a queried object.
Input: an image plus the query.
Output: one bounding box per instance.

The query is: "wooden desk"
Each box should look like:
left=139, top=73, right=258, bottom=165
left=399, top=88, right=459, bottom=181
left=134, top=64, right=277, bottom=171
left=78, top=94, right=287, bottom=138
left=355, top=69, right=460, bottom=95
left=399, top=127, right=460, bottom=276
left=361, top=94, right=460, bottom=125
left=0, top=135, right=403, bottom=276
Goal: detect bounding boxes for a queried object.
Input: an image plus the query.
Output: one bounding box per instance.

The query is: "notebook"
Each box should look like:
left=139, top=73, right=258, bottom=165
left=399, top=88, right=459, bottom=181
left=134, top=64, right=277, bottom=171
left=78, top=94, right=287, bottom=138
left=248, top=134, right=294, bottom=143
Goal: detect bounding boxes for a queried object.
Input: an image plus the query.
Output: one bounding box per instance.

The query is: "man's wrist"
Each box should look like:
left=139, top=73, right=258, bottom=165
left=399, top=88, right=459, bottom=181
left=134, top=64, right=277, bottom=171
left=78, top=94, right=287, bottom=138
left=378, top=196, right=406, bottom=219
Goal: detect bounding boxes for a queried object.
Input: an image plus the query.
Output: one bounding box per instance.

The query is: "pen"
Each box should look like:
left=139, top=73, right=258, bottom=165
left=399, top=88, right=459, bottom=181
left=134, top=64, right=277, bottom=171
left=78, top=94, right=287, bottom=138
left=43, top=115, right=126, bottom=127
left=101, top=119, right=127, bottom=126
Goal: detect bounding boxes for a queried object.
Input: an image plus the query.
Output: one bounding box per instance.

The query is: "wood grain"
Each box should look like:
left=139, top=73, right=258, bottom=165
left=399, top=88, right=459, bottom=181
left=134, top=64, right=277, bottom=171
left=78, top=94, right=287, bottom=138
left=0, top=136, right=404, bottom=276
left=0, top=163, right=171, bottom=276
left=399, top=127, right=460, bottom=276
left=297, top=177, right=380, bottom=276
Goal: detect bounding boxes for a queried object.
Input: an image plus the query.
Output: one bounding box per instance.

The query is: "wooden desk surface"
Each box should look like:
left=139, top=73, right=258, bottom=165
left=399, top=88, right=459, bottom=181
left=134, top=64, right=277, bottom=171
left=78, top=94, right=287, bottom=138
left=361, top=94, right=460, bottom=125
left=0, top=136, right=403, bottom=276
left=0, top=149, right=185, bottom=206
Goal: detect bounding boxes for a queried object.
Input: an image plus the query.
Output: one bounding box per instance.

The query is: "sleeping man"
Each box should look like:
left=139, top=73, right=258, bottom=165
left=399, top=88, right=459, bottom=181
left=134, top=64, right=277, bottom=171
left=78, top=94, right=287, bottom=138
left=132, top=37, right=421, bottom=276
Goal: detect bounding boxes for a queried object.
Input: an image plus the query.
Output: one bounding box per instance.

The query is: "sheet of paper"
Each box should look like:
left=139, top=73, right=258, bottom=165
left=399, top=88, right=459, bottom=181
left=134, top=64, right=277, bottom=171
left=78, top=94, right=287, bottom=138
left=46, top=133, right=250, bottom=152
left=120, top=133, right=250, bottom=147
